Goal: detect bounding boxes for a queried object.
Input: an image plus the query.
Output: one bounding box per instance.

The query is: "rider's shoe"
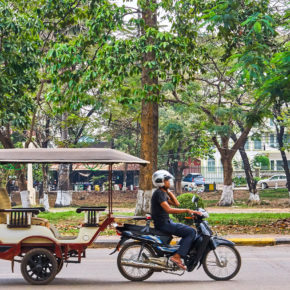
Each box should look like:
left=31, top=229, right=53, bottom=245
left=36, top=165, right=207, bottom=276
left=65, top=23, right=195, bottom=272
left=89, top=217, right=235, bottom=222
left=169, top=256, right=187, bottom=271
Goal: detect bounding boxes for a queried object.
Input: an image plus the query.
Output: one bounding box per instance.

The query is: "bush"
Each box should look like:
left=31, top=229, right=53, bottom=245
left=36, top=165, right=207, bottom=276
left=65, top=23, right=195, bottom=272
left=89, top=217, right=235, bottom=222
left=253, top=155, right=270, bottom=169
left=173, top=193, right=204, bottom=225
left=233, top=176, right=247, bottom=186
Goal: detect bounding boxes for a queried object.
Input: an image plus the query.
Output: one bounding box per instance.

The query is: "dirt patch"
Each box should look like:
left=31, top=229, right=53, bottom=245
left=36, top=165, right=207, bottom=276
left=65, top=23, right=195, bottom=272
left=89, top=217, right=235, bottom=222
left=201, top=190, right=290, bottom=208
left=10, top=189, right=290, bottom=209
left=212, top=219, right=290, bottom=235
left=11, top=190, right=138, bottom=208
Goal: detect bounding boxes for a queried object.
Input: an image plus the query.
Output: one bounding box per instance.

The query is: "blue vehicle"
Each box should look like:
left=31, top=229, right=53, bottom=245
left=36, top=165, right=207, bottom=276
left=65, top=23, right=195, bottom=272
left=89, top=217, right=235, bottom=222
left=183, top=174, right=205, bottom=185
left=112, top=197, right=241, bottom=282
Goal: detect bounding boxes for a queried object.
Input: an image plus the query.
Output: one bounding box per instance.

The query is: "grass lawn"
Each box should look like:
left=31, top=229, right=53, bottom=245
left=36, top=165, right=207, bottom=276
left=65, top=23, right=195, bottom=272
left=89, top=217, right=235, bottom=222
left=259, top=188, right=289, bottom=199
left=208, top=213, right=290, bottom=226
left=38, top=211, right=135, bottom=235
left=38, top=210, right=290, bottom=235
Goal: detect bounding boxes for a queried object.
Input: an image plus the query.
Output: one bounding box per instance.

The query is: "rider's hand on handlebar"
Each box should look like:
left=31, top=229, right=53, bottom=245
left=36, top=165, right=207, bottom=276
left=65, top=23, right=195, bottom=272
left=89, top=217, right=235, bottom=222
left=187, top=209, right=202, bottom=216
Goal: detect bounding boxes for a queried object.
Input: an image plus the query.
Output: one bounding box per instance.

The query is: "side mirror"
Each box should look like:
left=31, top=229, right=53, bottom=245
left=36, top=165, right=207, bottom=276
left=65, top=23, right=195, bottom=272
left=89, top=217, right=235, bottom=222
left=192, top=195, right=199, bottom=204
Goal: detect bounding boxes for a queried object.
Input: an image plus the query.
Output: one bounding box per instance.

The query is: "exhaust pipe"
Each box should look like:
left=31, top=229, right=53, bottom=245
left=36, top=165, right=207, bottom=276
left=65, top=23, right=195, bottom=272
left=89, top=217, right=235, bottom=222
left=121, top=259, right=172, bottom=271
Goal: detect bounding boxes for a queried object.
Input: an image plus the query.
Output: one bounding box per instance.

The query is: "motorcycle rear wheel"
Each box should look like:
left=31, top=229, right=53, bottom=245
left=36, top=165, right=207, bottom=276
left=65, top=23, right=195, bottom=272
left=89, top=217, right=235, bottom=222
left=117, top=242, right=155, bottom=281
left=203, top=244, right=241, bottom=281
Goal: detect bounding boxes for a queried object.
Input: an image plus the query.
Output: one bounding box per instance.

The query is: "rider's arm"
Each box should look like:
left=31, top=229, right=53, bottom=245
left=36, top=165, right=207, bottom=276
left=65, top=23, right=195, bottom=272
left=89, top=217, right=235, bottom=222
left=160, top=201, right=200, bottom=215
left=167, top=190, right=180, bottom=207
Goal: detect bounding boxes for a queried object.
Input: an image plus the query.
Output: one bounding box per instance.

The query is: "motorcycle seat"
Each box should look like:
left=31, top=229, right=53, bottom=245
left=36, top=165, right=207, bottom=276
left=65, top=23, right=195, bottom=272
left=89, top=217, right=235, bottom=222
left=121, top=223, right=171, bottom=237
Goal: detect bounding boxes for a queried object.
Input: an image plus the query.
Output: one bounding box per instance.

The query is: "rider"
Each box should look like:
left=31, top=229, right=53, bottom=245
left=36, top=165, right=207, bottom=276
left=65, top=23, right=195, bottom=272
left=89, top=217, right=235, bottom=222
left=151, top=170, right=201, bottom=270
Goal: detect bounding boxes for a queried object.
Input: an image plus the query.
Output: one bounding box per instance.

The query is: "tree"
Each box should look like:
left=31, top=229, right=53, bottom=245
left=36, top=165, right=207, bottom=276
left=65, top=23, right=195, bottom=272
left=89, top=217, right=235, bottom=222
left=0, top=1, right=42, bottom=205
left=96, top=0, right=201, bottom=214
left=159, top=104, right=214, bottom=195
left=272, top=102, right=290, bottom=194
left=259, top=43, right=290, bottom=195
left=37, top=0, right=126, bottom=206
left=166, top=0, right=285, bottom=205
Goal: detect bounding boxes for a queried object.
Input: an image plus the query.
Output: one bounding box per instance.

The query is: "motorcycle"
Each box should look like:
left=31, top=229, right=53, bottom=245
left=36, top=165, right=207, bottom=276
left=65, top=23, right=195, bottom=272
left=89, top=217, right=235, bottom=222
left=111, top=196, right=241, bottom=282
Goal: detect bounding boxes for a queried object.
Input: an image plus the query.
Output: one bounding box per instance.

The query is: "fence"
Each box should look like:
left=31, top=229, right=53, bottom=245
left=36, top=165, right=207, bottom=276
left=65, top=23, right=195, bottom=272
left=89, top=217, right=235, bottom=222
left=183, top=167, right=289, bottom=184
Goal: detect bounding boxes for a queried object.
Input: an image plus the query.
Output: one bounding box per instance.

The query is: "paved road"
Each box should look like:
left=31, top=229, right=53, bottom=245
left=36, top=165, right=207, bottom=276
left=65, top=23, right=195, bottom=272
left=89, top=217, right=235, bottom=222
left=0, top=246, right=289, bottom=290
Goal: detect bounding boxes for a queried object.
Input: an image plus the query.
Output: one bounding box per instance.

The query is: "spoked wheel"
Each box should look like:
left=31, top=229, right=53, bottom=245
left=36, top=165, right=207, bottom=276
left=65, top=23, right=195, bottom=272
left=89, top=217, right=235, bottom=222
left=117, top=242, right=155, bottom=281
left=21, top=248, right=58, bottom=285
left=203, top=244, right=241, bottom=281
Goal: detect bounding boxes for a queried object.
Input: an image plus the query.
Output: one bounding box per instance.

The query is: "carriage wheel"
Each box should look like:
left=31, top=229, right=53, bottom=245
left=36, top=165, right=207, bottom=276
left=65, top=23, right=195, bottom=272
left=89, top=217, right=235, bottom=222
left=21, top=248, right=58, bottom=285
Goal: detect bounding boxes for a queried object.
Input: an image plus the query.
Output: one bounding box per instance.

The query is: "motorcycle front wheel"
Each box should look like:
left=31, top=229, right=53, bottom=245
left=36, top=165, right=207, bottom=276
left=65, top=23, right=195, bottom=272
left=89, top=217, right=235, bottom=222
left=203, top=244, right=241, bottom=281
left=117, top=242, right=155, bottom=281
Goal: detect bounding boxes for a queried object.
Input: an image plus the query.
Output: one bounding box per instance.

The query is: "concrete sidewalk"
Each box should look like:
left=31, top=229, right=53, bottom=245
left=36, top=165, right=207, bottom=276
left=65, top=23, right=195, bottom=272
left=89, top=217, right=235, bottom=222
left=90, top=234, right=290, bottom=248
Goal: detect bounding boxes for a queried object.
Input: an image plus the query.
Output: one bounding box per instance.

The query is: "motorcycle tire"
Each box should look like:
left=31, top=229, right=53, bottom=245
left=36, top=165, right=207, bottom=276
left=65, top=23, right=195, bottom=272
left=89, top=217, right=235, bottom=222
left=203, top=244, right=241, bottom=281
left=117, top=241, right=155, bottom=281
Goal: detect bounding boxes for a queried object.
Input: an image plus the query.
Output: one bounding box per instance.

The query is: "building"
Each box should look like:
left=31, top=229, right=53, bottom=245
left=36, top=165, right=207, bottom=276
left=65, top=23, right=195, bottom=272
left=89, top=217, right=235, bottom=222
left=199, top=119, right=290, bottom=183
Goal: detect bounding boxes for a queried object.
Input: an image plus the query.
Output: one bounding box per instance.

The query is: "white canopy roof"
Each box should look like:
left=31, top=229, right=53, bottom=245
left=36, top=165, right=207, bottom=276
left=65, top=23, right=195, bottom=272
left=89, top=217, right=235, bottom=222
left=0, top=148, right=149, bottom=164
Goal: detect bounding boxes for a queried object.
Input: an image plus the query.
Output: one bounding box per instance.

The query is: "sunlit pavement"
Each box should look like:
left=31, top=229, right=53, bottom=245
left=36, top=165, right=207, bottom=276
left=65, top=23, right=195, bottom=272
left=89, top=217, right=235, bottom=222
left=0, top=246, right=289, bottom=290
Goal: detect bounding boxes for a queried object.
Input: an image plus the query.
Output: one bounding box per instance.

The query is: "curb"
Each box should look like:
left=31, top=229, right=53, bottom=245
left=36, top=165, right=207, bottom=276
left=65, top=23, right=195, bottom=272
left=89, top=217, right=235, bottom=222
left=89, top=237, right=290, bottom=248
left=228, top=238, right=276, bottom=246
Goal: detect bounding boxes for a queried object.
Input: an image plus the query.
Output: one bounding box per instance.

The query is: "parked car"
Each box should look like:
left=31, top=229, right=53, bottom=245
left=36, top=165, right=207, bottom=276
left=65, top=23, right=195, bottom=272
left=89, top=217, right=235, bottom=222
left=181, top=174, right=205, bottom=190
left=257, top=175, right=288, bottom=189
left=183, top=174, right=205, bottom=185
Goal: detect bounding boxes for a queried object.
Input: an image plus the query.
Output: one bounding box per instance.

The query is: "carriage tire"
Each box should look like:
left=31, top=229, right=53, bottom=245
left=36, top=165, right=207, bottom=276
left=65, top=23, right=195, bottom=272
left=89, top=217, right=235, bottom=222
left=21, top=248, right=58, bottom=285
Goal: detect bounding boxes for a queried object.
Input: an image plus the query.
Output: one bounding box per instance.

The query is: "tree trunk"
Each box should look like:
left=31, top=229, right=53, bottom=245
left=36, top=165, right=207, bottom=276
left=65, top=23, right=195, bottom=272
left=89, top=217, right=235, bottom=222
left=42, top=164, right=50, bottom=211
left=171, top=161, right=185, bottom=195
left=219, top=158, right=234, bottom=206
left=276, top=125, right=290, bottom=197
left=135, top=1, right=158, bottom=215
left=0, top=127, right=31, bottom=207
left=273, top=102, right=290, bottom=198
left=241, top=148, right=260, bottom=204
left=175, top=169, right=183, bottom=195
left=55, top=164, right=71, bottom=207
left=135, top=101, right=158, bottom=215
left=231, top=133, right=259, bottom=203
left=17, top=165, right=31, bottom=208
left=123, top=163, right=128, bottom=192
left=55, top=113, right=72, bottom=207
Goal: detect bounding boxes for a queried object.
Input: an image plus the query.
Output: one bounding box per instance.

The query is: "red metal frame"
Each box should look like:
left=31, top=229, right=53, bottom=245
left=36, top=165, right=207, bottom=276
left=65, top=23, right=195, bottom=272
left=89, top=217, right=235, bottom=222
left=0, top=162, right=121, bottom=264
left=0, top=215, right=115, bottom=263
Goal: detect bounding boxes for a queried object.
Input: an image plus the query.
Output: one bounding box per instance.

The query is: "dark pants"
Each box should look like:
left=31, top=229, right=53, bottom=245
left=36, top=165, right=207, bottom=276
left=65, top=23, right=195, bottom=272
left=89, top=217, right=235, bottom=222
left=155, top=219, right=196, bottom=257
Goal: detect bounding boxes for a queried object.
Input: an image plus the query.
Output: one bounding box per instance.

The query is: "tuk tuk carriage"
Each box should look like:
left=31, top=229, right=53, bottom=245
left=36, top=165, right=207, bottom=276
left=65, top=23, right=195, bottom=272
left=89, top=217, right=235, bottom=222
left=0, top=148, right=148, bottom=285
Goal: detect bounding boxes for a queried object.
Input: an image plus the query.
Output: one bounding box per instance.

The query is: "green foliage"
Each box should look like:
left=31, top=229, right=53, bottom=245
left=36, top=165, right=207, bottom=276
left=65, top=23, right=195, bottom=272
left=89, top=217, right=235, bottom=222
left=0, top=1, right=41, bottom=128
left=173, top=193, right=204, bottom=225
left=32, top=164, right=43, bottom=183
left=158, top=105, right=214, bottom=171
left=232, top=176, right=247, bottom=186
left=253, top=154, right=270, bottom=169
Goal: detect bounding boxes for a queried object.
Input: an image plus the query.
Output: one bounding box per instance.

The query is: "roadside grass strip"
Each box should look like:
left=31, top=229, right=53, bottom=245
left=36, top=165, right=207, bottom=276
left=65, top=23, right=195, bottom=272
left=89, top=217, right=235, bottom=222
left=208, top=213, right=290, bottom=226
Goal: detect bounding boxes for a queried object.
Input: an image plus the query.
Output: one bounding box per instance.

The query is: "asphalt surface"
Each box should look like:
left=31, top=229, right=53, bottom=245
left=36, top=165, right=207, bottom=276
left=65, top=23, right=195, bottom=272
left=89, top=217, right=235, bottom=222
left=0, top=246, right=289, bottom=290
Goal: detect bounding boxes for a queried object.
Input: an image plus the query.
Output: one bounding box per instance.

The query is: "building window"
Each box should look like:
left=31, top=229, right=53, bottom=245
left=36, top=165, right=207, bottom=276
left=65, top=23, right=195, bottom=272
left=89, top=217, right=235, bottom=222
left=208, top=158, right=215, bottom=172
left=270, top=134, right=276, bottom=148
left=276, top=160, right=283, bottom=170
left=254, top=138, right=262, bottom=150
left=270, top=160, right=275, bottom=170
left=283, top=134, right=289, bottom=145
left=244, top=140, right=249, bottom=150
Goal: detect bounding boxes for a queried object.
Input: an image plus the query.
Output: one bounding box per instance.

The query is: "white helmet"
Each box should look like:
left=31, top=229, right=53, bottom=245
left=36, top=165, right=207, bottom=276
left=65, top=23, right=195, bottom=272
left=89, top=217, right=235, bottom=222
left=152, top=170, right=174, bottom=187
